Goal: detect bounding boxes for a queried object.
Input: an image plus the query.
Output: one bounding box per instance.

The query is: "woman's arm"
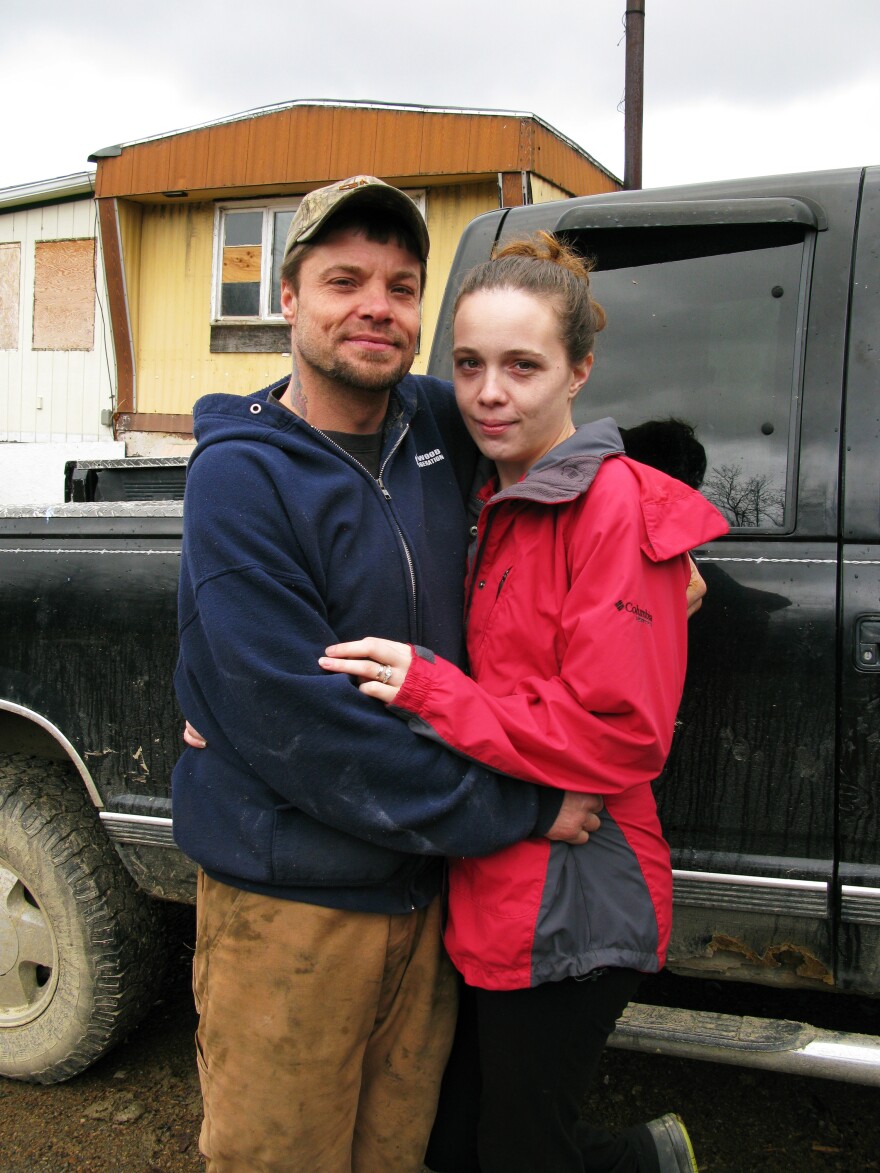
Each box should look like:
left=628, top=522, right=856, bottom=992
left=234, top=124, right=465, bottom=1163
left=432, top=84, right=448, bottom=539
left=319, top=557, right=706, bottom=701
left=320, top=460, right=720, bottom=796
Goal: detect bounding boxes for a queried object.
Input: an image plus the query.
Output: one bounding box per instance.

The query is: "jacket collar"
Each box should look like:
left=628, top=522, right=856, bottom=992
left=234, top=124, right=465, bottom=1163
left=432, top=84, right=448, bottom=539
left=484, top=417, right=624, bottom=507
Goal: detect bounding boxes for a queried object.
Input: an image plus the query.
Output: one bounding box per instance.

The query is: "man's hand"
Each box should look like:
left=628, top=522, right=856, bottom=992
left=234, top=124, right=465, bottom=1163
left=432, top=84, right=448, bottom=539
left=544, top=791, right=604, bottom=845
left=686, top=556, right=706, bottom=618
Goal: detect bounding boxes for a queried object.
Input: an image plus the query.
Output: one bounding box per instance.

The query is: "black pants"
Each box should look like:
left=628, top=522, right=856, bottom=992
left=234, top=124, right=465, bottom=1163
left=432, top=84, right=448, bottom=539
left=426, top=969, right=660, bottom=1173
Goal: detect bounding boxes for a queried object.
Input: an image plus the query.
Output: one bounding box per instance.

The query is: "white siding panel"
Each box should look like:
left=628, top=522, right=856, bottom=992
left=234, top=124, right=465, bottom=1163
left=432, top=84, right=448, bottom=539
left=0, top=196, right=116, bottom=443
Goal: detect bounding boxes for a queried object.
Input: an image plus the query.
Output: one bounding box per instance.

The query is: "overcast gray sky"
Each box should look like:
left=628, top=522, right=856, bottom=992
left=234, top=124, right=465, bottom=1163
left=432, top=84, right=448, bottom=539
left=2, top=0, right=877, bottom=192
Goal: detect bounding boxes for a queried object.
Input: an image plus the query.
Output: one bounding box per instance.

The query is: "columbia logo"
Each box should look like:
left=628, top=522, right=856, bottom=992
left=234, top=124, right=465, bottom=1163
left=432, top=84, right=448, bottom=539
left=615, top=599, right=653, bottom=625
left=415, top=448, right=445, bottom=469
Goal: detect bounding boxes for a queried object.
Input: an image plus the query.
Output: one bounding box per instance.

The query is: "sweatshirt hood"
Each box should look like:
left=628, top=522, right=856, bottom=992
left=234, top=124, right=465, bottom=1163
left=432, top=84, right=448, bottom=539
left=188, top=376, right=419, bottom=460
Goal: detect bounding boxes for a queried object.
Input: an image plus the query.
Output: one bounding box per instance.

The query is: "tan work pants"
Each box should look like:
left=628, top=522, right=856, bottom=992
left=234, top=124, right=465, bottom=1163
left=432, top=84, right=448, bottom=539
left=193, top=871, right=458, bottom=1173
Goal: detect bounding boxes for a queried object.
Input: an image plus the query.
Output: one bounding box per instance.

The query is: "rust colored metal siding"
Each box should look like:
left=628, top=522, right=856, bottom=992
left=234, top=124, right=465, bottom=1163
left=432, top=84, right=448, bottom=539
left=94, top=106, right=619, bottom=202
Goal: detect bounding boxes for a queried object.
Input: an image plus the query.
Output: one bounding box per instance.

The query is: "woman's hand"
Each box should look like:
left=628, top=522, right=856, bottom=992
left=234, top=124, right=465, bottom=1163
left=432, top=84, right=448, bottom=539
left=319, top=638, right=413, bottom=703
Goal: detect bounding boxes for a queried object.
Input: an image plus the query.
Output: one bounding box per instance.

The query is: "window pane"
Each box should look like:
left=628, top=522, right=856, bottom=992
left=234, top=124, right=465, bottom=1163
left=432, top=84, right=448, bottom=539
left=223, top=211, right=263, bottom=246
left=571, top=225, right=806, bottom=529
left=221, top=282, right=261, bottom=317
left=270, top=209, right=296, bottom=315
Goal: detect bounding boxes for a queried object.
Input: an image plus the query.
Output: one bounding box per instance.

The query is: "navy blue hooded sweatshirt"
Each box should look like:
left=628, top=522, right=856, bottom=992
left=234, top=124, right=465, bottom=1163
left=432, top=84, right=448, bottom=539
left=172, top=376, right=562, bottom=914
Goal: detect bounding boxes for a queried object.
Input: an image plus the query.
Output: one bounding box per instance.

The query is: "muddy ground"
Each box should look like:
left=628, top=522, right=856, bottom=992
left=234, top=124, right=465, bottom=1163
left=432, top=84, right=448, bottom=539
left=1, top=910, right=878, bottom=1171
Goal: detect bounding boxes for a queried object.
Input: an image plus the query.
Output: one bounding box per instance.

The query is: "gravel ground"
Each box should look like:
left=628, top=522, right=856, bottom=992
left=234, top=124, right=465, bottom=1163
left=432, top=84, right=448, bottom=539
left=1, top=909, right=879, bottom=1171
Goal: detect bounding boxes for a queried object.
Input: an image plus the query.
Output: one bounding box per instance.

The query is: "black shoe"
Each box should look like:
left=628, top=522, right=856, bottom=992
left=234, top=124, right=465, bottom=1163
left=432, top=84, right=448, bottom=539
left=645, top=1113, right=698, bottom=1172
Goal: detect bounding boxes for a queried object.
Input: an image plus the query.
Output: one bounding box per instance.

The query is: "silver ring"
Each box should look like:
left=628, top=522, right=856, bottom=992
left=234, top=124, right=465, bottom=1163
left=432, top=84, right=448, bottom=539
left=378, top=664, right=393, bottom=685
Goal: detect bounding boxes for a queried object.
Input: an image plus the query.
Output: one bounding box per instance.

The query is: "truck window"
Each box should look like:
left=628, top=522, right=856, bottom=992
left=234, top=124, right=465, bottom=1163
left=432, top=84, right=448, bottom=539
left=568, top=223, right=809, bottom=530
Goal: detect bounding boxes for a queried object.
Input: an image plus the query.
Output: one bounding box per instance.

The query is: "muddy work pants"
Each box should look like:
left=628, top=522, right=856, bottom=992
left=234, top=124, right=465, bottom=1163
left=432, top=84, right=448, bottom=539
left=193, top=872, right=458, bottom=1172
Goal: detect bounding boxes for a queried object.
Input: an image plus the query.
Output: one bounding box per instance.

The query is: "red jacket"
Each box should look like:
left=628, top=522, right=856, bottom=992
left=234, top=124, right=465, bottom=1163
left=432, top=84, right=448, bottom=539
left=392, top=420, right=729, bottom=990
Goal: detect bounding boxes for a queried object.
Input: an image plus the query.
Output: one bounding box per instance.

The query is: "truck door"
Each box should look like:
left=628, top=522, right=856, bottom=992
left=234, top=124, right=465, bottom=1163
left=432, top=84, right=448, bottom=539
left=838, top=166, right=880, bottom=994
left=488, top=181, right=862, bottom=992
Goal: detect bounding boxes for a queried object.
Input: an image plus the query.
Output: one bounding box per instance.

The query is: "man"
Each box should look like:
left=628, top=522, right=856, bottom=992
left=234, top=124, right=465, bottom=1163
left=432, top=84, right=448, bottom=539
left=173, top=176, right=605, bottom=1172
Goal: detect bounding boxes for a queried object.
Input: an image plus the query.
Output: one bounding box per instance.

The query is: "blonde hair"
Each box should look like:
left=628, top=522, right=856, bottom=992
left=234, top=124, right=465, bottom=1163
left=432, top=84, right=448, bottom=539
left=454, top=231, right=606, bottom=363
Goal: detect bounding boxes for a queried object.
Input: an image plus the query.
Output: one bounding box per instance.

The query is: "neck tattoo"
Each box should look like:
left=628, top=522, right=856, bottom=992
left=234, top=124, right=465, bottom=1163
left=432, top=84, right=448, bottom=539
left=288, top=357, right=309, bottom=420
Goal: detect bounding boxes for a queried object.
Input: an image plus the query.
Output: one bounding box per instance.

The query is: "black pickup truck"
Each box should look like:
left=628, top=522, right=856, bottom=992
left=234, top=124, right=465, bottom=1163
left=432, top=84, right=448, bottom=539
left=2, top=166, right=879, bottom=1085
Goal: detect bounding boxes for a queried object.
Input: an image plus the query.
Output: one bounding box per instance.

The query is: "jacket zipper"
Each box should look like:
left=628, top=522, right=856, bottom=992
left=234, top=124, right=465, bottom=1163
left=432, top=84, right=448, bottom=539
left=464, top=506, right=496, bottom=624
left=496, top=567, right=512, bottom=599
left=316, top=422, right=418, bottom=625
left=377, top=426, right=418, bottom=614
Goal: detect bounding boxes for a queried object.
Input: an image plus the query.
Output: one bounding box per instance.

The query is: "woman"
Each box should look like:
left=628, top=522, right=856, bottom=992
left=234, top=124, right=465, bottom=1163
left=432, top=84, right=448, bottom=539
left=319, top=233, right=728, bottom=1172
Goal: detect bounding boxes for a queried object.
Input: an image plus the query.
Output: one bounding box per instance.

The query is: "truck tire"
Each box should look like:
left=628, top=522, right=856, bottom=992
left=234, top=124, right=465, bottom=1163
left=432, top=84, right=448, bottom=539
left=0, top=754, right=170, bottom=1083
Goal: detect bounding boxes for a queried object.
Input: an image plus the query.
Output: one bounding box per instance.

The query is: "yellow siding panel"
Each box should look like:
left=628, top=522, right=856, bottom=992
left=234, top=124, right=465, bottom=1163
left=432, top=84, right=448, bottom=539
left=134, top=202, right=288, bottom=413
left=531, top=175, right=572, bottom=203
left=133, top=183, right=500, bottom=397
left=413, top=182, right=497, bottom=375
left=117, top=199, right=143, bottom=357
left=128, top=169, right=611, bottom=408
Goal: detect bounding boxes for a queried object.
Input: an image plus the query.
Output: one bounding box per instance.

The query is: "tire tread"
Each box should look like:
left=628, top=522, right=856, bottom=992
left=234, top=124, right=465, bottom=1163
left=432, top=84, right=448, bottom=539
left=0, top=753, right=170, bottom=1083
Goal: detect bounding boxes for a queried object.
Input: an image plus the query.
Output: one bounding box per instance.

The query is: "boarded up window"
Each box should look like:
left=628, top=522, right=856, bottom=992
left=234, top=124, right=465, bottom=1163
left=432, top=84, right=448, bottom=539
left=214, top=201, right=300, bottom=320
left=220, top=210, right=262, bottom=317
left=0, top=242, right=21, bottom=350
left=32, top=239, right=96, bottom=351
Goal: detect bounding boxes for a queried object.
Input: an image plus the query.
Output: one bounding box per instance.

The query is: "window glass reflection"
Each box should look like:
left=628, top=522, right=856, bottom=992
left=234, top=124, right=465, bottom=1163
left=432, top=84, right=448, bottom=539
left=573, top=227, right=805, bottom=529
left=270, top=210, right=296, bottom=316
left=223, top=211, right=263, bottom=246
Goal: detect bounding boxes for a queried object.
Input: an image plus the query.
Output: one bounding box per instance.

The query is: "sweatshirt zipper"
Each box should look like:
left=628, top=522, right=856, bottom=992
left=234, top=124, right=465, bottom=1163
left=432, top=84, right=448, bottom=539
left=316, top=422, right=418, bottom=623
left=376, top=426, right=418, bottom=613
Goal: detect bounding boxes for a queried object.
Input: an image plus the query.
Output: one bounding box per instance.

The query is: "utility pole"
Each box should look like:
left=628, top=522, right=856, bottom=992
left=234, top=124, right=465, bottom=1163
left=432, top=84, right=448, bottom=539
left=624, top=0, right=645, bottom=189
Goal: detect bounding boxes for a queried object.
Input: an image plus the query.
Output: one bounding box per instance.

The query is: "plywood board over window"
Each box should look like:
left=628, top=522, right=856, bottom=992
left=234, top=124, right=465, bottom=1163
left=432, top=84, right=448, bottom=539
left=0, top=242, right=21, bottom=351
left=32, top=239, right=96, bottom=351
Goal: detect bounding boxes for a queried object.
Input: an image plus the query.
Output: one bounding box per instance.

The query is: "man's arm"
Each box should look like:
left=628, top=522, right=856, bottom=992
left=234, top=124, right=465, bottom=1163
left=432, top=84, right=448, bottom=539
left=686, top=555, right=706, bottom=617
left=182, top=720, right=603, bottom=845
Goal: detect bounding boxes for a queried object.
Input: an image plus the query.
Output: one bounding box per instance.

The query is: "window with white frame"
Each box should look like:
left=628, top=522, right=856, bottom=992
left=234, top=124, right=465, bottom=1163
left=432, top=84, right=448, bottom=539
left=213, top=190, right=426, bottom=328
left=213, top=200, right=302, bottom=322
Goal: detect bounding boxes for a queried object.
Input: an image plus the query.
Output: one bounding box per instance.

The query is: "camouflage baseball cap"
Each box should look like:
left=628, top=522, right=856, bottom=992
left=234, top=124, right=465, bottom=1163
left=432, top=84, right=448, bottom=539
left=283, top=175, right=429, bottom=264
